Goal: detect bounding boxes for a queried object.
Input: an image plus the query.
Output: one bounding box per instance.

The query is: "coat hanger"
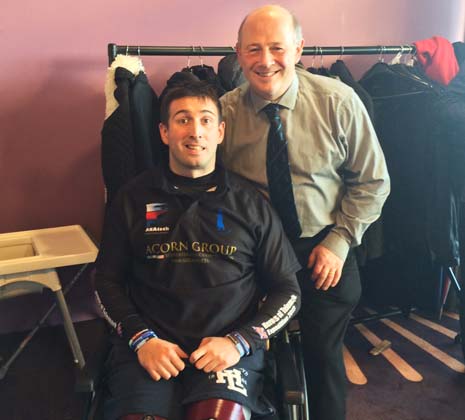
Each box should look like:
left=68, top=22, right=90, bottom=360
left=187, top=46, right=207, bottom=70
left=386, top=45, right=434, bottom=89
left=186, top=47, right=193, bottom=71
left=376, top=45, right=387, bottom=63
left=390, top=45, right=404, bottom=65
left=199, top=46, right=204, bottom=67
left=330, top=46, right=345, bottom=70
left=318, top=47, right=332, bottom=76
left=403, top=45, right=416, bottom=66
left=361, top=44, right=435, bottom=100
left=311, top=47, right=317, bottom=68
left=319, top=46, right=324, bottom=68
left=306, top=46, right=318, bottom=74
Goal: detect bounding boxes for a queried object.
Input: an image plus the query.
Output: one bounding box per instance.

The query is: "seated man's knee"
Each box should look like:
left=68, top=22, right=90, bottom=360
left=185, top=399, right=251, bottom=420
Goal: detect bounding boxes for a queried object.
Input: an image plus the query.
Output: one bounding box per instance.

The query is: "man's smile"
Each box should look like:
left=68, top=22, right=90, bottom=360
left=255, top=70, right=280, bottom=78
left=185, top=144, right=205, bottom=151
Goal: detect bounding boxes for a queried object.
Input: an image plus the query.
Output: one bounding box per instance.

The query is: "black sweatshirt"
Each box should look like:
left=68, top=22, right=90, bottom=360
left=95, top=164, right=301, bottom=353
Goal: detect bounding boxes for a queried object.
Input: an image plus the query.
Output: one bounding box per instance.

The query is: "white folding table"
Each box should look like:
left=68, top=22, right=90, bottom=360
left=0, top=225, right=98, bottom=375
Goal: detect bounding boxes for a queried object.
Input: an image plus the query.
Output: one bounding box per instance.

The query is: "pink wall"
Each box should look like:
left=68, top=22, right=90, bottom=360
left=1, top=0, right=465, bottom=241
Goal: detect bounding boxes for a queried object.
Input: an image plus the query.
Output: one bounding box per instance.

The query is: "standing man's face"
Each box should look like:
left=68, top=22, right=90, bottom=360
left=236, top=9, right=304, bottom=101
left=159, top=96, right=225, bottom=178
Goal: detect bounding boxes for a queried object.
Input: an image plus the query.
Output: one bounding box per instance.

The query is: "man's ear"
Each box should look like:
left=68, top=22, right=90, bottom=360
left=217, top=121, right=225, bottom=145
left=295, top=39, right=304, bottom=63
left=235, top=43, right=243, bottom=63
left=159, top=123, right=169, bottom=145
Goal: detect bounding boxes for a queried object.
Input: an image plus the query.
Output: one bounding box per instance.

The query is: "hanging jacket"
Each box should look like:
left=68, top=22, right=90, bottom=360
left=102, top=55, right=161, bottom=204
left=159, top=70, right=201, bottom=107
left=330, top=60, right=375, bottom=121
left=217, top=54, right=246, bottom=93
left=182, top=64, right=226, bottom=97
left=360, top=62, right=461, bottom=266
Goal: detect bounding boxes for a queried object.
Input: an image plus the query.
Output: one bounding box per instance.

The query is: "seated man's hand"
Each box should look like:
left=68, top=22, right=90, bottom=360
left=307, top=244, right=343, bottom=291
left=190, top=337, right=240, bottom=373
left=137, top=338, right=188, bottom=381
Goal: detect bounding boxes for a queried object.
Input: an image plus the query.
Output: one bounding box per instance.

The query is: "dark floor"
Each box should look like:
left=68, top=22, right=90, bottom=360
left=346, top=308, right=465, bottom=420
left=0, top=310, right=464, bottom=420
left=0, top=319, right=107, bottom=420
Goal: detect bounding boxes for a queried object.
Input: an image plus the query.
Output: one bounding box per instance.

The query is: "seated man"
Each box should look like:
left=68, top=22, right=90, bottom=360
left=95, top=80, right=301, bottom=420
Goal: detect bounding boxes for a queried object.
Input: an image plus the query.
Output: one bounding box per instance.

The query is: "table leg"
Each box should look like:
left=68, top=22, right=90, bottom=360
left=54, top=288, right=86, bottom=369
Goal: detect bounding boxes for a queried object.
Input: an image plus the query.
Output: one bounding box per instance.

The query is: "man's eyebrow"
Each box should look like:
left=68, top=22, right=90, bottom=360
left=172, top=109, right=217, bottom=117
left=244, top=42, right=282, bottom=49
left=173, top=109, right=189, bottom=117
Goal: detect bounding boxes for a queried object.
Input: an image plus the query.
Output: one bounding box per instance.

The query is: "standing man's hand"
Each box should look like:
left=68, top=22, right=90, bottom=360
left=307, top=245, right=343, bottom=290
left=190, top=337, right=241, bottom=373
left=137, top=338, right=188, bottom=381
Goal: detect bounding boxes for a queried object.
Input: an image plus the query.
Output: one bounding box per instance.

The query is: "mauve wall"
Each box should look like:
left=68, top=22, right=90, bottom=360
left=1, top=0, right=464, bottom=241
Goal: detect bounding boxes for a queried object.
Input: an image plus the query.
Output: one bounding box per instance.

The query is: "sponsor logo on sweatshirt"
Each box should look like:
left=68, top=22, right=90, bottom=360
left=146, top=240, right=238, bottom=263
left=145, top=203, right=170, bottom=233
left=215, top=208, right=232, bottom=234
left=252, top=326, right=269, bottom=340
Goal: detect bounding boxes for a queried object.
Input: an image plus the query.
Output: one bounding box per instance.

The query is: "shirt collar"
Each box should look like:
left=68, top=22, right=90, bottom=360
left=247, top=74, right=299, bottom=114
left=150, top=161, right=231, bottom=197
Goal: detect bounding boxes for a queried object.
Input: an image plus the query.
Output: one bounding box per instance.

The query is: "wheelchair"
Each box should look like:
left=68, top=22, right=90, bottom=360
left=92, top=54, right=313, bottom=420
left=78, top=320, right=309, bottom=420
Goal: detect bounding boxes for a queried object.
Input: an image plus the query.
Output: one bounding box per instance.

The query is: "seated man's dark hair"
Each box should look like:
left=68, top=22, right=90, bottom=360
left=159, top=78, right=223, bottom=126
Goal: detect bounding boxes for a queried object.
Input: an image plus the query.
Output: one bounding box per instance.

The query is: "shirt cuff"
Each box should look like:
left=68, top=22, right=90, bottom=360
left=320, top=230, right=350, bottom=262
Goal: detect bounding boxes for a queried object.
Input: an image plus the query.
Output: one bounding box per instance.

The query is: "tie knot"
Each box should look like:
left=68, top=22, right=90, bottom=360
left=263, top=103, right=281, bottom=121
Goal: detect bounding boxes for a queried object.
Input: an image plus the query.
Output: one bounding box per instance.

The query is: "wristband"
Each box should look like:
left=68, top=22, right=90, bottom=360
left=129, top=329, right=149, bottom=343
left=129, top=329, right=158, bottom=352
left=231, top=332, right=251, bottom=356
left=226, top=334, right=245, bottom=357
left=226, top=331, right=251, bottom=357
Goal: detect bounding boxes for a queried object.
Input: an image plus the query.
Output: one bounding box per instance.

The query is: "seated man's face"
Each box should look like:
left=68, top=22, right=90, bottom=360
left=160, top=96, right=225, bottom=178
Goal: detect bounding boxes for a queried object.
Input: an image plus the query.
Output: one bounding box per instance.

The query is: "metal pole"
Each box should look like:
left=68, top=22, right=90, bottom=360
left=107, top=43, right=416, bottom=63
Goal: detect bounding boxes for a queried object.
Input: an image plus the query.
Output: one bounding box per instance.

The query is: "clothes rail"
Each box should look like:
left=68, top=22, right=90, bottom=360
left=107, top=43, right=415, bottom=65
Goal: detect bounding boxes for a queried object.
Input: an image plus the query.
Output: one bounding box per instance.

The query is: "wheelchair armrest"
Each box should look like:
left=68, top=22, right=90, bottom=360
left=75, top=365, right=96, bottom=393
left=273, top=334, right=305, bottom=406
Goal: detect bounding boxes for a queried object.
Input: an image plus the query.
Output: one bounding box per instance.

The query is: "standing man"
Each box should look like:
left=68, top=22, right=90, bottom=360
left=95, top=80, right=301, bottom=420
left=220, top=5, right=390, bottom=420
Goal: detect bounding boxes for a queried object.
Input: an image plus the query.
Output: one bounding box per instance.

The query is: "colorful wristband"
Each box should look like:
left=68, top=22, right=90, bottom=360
left=226, top=334, right=245, bottom=357
left=226, top=331, right=251, bottom=357
left=232, top=332, right=251, bottom=356
left=129, top=329, right=158, bottom=352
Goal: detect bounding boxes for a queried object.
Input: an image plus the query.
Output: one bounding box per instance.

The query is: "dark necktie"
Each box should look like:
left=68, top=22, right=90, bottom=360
left=263, top=103, right=302, bottom=239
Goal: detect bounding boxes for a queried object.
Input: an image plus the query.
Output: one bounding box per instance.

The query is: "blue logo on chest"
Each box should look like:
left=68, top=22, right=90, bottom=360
left=216, top=208, right=225, bottom=231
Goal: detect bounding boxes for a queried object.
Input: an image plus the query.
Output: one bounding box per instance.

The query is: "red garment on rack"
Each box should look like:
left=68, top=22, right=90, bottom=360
left=414, top=36, right=459, bottom=85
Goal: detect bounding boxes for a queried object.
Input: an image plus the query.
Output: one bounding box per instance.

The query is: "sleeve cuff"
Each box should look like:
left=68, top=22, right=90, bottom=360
left=320, top=230, right=351, bottom=262
left=236, top=327, right=268, bottom=354
left=121, top=315, right=150, bottom=342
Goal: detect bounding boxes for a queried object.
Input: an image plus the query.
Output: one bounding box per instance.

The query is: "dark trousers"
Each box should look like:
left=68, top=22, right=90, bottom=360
left=292, top=235, right=361, bottom=420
